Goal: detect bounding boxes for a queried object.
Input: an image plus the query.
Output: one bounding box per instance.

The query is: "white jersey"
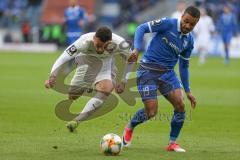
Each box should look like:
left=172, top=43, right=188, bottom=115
left=50, top=32, right=130, bottom=75
left=171, top=11, right=183, bottom=20
left=194, top=15, right=215, bottom=46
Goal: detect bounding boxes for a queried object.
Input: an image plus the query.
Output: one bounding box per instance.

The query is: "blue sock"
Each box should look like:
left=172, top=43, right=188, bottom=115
left=170, top=111, right=185, bottom=142
left=128, top=108, right=148, bottom=129
left=225, top=47, right=229, bottom=63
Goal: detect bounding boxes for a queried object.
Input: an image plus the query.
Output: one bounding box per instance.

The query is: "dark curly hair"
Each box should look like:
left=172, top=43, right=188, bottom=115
left=95, top=26, right=112, bottom=42
left=184, top=6, right=200, bottom=18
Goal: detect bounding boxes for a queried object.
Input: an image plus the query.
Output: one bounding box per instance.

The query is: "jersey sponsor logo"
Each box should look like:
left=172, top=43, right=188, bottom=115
left=169, top=42, right=181, bottom=55
left=66, top=45, right=77, bottom=56
left=162, top=37, right=181, bottom=55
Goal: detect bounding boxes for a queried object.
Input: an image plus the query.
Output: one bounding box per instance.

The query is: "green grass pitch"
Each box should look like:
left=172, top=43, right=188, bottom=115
left=0, top=52, right=240, bottom=160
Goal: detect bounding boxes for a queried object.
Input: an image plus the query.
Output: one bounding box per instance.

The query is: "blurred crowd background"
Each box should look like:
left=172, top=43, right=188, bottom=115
left=0, top=0, right=239, bottom=61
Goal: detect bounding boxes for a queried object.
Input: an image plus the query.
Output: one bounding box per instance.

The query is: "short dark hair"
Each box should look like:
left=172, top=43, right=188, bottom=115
left=95, top=26, right=112, bottom=42
left=184, top=6, right=200, bottom=18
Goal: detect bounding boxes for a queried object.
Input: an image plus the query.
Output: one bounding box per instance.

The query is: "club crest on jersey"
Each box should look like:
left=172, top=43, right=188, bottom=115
left=162, top=37, right=169, bottom=44
left=183, top=39, right=188, bottom=48
left=66, top=45, right=77, bottom=56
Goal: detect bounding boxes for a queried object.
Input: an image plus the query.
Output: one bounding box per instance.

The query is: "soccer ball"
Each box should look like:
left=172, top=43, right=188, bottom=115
left=100, top=133, right=122, bottom=156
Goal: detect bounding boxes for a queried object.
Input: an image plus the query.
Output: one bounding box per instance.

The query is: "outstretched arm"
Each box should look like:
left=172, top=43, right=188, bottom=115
left=129, top=18, right=171, bottom=62
left=127, top=23, right=150, bottom=62
left=45, top=35, right=88, bottom=88
left=44, top=46, right=77, bottom=89
left=134, top=23, right=150, bottom=51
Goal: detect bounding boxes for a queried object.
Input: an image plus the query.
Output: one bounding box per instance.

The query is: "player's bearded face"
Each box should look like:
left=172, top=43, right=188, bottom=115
left=93, top=37, right=106, bottom=54
left=180, top=13, right=199, bottom=34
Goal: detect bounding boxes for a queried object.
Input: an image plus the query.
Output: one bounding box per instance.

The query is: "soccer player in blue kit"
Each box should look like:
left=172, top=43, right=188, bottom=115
left=217, top=5, right=238, bottom=65
left=64, top=0, right=88, bottom=45
left=122, top=6, right=200, bottom=152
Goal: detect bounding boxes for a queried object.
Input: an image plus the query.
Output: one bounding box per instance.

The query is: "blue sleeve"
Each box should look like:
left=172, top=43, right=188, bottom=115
left=179, top=58, right=190, bottom=92
left=179, top=37, right=193, bottom=93
left=134, top=18, right=172, bottom=50
left=134, top=23, right=150, bottom=51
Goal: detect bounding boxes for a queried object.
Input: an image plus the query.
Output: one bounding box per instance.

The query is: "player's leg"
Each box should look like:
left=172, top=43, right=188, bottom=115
left=128, top=99, right=158, bottom=129
left=223, top=33, right=232, bottom=65
left=76, top=79, right=114, bottom=121
left=122, top=98, right=158, bottom=147
left=68, top=55, right=103, bottom=100
left=123, top=70, right=159, bottom=147
left=67, top=57, right=113, bottom=132
left=67, top=79, right=114, bottom=132
left=199, top=46, right=208, bottom=65
left=66, top=56, right=100, bottom=131
left=156, top=70, right=186, bottom=152
left=76, top=57, right=115, bottom=118
left=165, top=88, right=186, bottom=152
left=68, top=64, right=89, bottom=100
left=196, top=41, right=205, bottom=65
left=224, top=43, right=230, bottom=65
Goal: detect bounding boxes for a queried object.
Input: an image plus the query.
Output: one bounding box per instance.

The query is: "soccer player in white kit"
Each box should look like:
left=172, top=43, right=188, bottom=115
left=44, top=26, right=133, bottom=132
left=193, top=8, right=215, bottom=64
left=171, top=1, right=186, bottom=20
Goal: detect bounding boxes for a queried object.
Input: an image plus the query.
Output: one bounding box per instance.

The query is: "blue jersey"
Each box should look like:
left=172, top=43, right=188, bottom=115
left=134, top=18, right=194, bottom=92
left=217, top=12, right=237, bottom=44
left=64, top=6, right=87, bottom=32
left=64, top=6, right=87, bottom=44
left=217, top=13, right=237, bottom=35
left=135, top=18, right=194, bottom=69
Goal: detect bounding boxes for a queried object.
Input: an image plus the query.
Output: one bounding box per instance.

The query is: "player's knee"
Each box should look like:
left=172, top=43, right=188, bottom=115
left=96, top=81, right=114, bottom=94
left=145, top=102, right=158, bottom=118
left=146, top=109, right=157, bottom=118
left=174, top=98, right=185, bottom=112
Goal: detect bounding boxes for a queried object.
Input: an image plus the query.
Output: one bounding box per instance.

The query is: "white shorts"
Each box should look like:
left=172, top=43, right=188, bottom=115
left=69, top=54, right=116, bottom=93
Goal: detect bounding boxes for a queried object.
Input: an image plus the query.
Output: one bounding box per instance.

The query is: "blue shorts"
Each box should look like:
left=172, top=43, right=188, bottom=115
left=137, top=65, right=182, bottom=101
left=222, top=32, right=233, bottom=45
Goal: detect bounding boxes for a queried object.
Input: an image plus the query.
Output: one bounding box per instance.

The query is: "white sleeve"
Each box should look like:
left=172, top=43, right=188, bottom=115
left=50, top=34, right=89, bottom=76
left=50, top=50, right=75, bottom=76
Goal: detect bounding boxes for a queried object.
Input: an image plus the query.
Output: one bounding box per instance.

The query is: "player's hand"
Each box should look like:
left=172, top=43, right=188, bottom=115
left=115, top=82, right=126, bottom=94
left=44, top=75, right=56, bottom=89
left=186, top=92, right=196, bottom=109
left=128, top=49, right=139, bottom=62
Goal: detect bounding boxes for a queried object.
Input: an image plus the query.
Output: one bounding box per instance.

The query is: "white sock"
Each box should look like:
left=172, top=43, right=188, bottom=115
left=75, top=92, right=107, bottom=122
left=81, top=97, right=103, bottom=113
